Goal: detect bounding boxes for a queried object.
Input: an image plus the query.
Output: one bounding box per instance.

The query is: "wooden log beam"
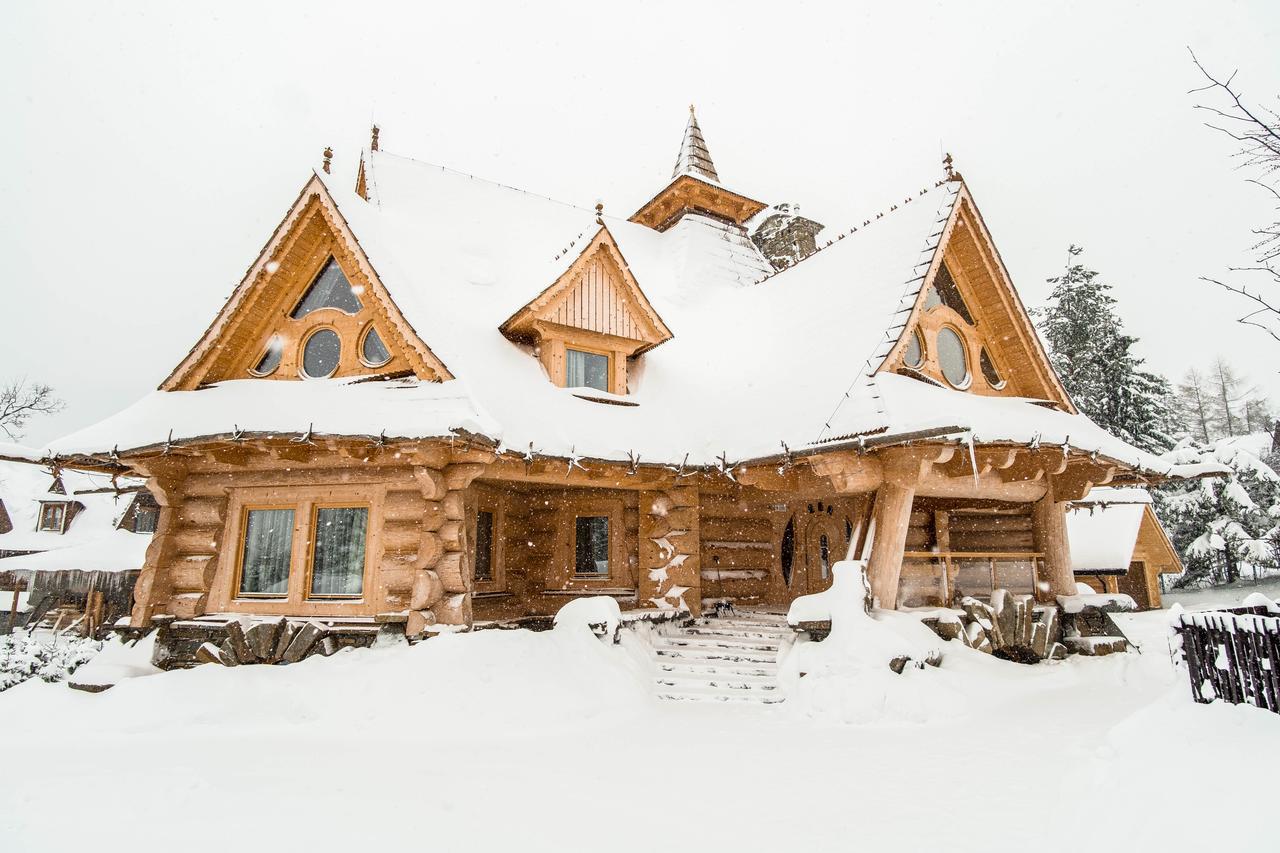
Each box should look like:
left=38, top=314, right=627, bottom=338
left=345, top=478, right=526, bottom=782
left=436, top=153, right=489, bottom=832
left=1033, top=490, right=1075, bottom=598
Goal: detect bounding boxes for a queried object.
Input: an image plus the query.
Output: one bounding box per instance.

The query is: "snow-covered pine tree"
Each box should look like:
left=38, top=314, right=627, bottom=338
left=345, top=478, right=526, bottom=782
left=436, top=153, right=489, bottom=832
left=1157, top=433, right=1280, bottom=587
left=1034, top=245, right=1179, bottom=453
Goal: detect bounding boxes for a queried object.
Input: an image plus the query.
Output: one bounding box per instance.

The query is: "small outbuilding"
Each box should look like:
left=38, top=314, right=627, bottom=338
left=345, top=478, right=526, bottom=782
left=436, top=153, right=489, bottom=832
left=1067, top=487, right=1183, bottom=610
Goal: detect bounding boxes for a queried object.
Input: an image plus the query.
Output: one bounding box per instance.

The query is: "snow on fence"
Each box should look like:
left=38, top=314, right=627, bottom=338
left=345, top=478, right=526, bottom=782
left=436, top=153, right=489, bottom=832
left=1173, top=606, right=1280, bottom=714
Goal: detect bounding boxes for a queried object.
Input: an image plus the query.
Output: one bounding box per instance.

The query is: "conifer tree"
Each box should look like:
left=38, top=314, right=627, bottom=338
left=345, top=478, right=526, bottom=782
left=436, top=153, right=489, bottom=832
left=1034, top=246, right=1178, bottom=453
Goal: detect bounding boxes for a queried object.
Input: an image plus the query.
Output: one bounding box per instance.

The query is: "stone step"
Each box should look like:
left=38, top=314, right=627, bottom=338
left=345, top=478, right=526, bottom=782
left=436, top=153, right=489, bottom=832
left=656, top=660, right=778, bottom=678
left=684, top=624, right=789, bottom=640
left=654, top=635, right=782, bottom=653
left=655, top=685, right=785, bottom=705
left=654, top=670, right=779, bottom=689
left=653, top=646, right=779, bottom=665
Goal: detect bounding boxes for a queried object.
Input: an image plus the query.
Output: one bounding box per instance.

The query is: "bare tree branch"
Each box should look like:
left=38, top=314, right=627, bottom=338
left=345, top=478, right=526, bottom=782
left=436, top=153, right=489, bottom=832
left=0, top=378, right=66, bottom=441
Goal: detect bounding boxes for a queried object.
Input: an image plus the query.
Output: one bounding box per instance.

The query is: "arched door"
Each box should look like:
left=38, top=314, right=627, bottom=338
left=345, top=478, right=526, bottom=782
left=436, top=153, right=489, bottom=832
left=802, top=516, right=844, bottom=595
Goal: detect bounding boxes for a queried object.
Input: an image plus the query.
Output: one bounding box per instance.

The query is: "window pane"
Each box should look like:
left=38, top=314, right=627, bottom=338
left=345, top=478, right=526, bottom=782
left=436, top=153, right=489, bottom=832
left=574, top=516, right=609, bottom=575
left=904, top=329, right=923, bottom=368
left=929, top=262, right=974, bottom=324
left=302, top=329, right=341, bottom=378
left=819, top=534, right=830, bottom=579
left=361, top=326, right=391, bottom=366
left=252, top=338, right=283, bottom=376
left=937, top=327, right=969, bottom=388
left=39, top=504, right=65, bottom=532
left=566, top=349, right=609, bottom=391
left=310, top=507, right=368, bottom=596
left=475, top=510, right=495, bottom=581
left=240, top=508, right=294, bottom=596
left=134, top=508, right=158, bottom=534
left=953, top=558, right=993, bottom=601
left=291, top=258, right=363, bottom=317
left=980, top=347, right=1004, bottom=388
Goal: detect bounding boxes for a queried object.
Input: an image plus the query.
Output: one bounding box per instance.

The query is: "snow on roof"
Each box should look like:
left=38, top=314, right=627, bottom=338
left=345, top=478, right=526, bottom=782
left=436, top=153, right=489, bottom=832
left=0, top=458, right=147, bottom=564
left=51, top=375, right=497, bottom=458
left=0, top=442, right=45, bottom=464
left=1067, top=487, right=1148, bottom=573
left=45, top=150, right=1224, bottom=477
left=0, top=530, right=150, bottom=574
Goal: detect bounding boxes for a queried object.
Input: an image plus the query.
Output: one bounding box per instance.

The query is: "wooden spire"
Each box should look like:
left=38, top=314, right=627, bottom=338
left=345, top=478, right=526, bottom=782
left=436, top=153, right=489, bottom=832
left=371, top=124, right=380, bottom=152
left=322, top=146, right=333, bottom=174
left=672, top=104, right=720, bottom=183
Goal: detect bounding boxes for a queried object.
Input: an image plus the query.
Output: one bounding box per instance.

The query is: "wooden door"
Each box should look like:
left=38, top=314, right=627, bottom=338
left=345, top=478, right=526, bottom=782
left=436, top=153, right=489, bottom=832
left=802, top=517, right=843, bottom=595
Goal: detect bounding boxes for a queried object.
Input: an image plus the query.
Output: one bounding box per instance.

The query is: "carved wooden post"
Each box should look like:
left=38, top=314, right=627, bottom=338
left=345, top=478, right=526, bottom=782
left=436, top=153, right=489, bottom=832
left=639, top=485, right=701, bottom=615
left=130, top=458, right=189, bottom=627
left=1033, top=491, right=1075, bottom=599
left=865, top=480, right=915, bottom=610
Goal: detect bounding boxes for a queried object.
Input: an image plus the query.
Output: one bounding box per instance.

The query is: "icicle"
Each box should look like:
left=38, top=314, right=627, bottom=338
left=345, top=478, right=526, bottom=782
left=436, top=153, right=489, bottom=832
left=565, top=446, right=586, bottom=477
left=966, top=432, right=980, bottom=486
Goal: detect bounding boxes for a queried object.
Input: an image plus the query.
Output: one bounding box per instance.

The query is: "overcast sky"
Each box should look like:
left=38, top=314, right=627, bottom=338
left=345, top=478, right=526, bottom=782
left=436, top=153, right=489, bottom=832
left=3, top=1, right=1277, bottom=446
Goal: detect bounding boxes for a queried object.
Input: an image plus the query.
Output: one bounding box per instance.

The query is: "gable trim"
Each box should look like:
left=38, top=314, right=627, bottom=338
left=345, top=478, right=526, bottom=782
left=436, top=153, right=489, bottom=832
left=877, top=183, right=1076, bottom=412
left=163, top=174, right=452, bottom=391
left=500, top=225, right=673, bottom=352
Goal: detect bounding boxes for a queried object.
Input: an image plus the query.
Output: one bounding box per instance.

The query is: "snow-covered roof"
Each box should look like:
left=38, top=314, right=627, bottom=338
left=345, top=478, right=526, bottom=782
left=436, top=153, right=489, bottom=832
left=0, top=458, right=148, bottom=572
left=0, top=531, right=151, bottom=574
left=672, top=107, right=720, bottom=183
left=1067, top=487, right=1150, bottom=573
left=42, top=150, right=1221, bottom=478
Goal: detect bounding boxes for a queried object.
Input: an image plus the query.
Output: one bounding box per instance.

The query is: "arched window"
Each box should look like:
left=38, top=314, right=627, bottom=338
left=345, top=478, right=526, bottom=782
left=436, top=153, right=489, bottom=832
left=936, top=326, right=970, bottom=389
left=923, top=262, right=974, bottom=324
left=780, top=519, right=795, bottom=587
left=292, top=258, right=363, bottom=317
left=904, top=328, right=924, bottom=369
left=301, top=328, right=341, bottom=378
left=250, top=337, right=283, bottom=376
left=360, top=325, right=392, bottom=367
left=980, top=347, right=1005, bottom=389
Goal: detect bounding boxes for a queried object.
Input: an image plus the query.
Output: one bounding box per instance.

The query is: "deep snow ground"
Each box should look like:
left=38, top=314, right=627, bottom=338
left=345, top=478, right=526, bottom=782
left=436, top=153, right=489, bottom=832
left=1, top=610, right=1275, bottom=853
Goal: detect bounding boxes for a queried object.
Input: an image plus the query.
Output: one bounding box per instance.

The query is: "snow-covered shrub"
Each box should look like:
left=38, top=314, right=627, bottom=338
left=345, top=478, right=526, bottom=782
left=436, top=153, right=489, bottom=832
left=0, top=631, right=103, bottom=691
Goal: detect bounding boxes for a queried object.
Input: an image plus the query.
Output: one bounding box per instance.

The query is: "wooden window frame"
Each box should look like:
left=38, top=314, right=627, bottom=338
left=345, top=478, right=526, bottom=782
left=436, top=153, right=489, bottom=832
left=553, top=497, right=626, bottom=589
left=37, top=502, right=68, bottom=534
left=213, top=484, right=385, bottom=617
left=934, top=323, right=973, bottom=390
left=358, top=322, right=393, bottom=368
left=299, top=324, right=343, bottom=379
left=303, top=502, right=373, bottom=600
left=470, top=490, right=506, bottom=593
left=534, top=323, right=635, bottom=396
left=232, top=503, right=298, bottom=600
left=564, top=344, right=614, bottom=393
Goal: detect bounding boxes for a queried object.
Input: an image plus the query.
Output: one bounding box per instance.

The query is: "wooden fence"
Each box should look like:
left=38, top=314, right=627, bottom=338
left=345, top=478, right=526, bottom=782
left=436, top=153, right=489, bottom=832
left=1174, top=606, right=1280, bottom=714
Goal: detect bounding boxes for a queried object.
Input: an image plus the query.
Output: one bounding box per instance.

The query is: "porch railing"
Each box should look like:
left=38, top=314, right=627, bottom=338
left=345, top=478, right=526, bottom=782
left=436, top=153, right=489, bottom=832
left=899, top=551, right=1045, bottom=608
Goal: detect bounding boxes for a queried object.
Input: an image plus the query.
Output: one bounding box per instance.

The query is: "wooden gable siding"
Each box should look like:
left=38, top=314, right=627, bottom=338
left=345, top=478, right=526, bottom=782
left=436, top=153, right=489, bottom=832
left=165, top=178, right=451, bottom=391
left=545, top=253, right=645, bottom=340
left=880, top=188, right=1075, bottom=411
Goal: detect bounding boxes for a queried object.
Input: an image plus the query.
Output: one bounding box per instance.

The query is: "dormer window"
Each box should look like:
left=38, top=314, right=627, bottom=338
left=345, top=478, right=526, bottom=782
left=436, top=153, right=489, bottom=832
left=360, top=325, right=391, bottom=367
left=500, top=230, right=673, bottom=398
left=38, top=502, right=69, bottom=534
left=566, top=348, right=610, bottom=392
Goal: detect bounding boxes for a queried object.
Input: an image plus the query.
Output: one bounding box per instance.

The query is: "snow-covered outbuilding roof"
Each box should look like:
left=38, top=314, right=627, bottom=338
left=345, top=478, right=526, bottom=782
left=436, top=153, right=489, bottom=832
left=1067, top=487, right=1151, bottom=574
left=0, top=456, right=149, bottom=573
left=42, top=146, right=1224, bottom=480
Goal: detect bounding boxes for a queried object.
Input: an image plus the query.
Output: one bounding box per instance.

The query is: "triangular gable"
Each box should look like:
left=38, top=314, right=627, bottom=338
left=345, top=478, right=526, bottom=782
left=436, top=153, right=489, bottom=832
left=879, top=182, right=1075, bottom=412
left=163, top=174, right=451, bottom=390
left=500, top=226, right=673, bottom=352
left=1136, top=504, right=1185, bottom=575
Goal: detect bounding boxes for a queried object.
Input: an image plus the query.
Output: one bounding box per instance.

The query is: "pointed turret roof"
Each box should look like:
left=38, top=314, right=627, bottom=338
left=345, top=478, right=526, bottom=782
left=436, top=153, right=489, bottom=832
left=672, top=105, right=720, bottom=183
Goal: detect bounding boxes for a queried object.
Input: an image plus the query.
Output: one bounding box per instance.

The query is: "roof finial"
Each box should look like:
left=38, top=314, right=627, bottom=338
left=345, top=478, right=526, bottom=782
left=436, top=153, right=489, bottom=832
left=322, top=146, right=333, bottom=174
left=595, top=201, right=604, bottom=224
left=672, top=105, right=720, bottom=183
left=943, top=152, right=961, bottom=182
left=371, top=125, right=380, bottom=152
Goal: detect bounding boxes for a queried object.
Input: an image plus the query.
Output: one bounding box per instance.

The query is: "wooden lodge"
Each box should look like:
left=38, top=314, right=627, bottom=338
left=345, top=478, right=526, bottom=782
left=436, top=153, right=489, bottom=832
left=47, top=110, right=1211, bottom=664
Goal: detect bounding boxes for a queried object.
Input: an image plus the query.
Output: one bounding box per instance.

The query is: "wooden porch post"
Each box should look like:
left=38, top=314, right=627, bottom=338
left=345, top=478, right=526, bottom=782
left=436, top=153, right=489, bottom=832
left=1033, top=494, right=1075, bottom=598
left=866, top=480, right=916, bottom=610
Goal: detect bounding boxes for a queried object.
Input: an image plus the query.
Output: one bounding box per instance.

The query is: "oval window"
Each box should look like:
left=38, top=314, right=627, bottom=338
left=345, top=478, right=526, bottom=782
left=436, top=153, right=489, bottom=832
left=361, top=326, right=391, bottom=367
left=980, top=347, right=1005, bottom=389
left=904, top=329, right=924, bottom=369
left=250, top=338, right=283, bottom=376
left=936, top=327, right=970, bottom=388
left=301, top=328, right=341, bottom=378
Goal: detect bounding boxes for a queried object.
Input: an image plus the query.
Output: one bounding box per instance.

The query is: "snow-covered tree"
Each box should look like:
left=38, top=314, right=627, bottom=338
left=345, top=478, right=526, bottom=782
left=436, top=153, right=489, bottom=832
left=1157, top=433, right=1280, bottom=587
left=1172, top=358, right=1274, bottom=443
left=1034, top=245, right=1178, bottom=453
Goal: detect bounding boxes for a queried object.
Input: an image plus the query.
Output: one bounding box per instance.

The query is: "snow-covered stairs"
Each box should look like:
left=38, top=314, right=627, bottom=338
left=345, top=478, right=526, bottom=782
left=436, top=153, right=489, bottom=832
left=651, top=610, right=789, bottom=704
